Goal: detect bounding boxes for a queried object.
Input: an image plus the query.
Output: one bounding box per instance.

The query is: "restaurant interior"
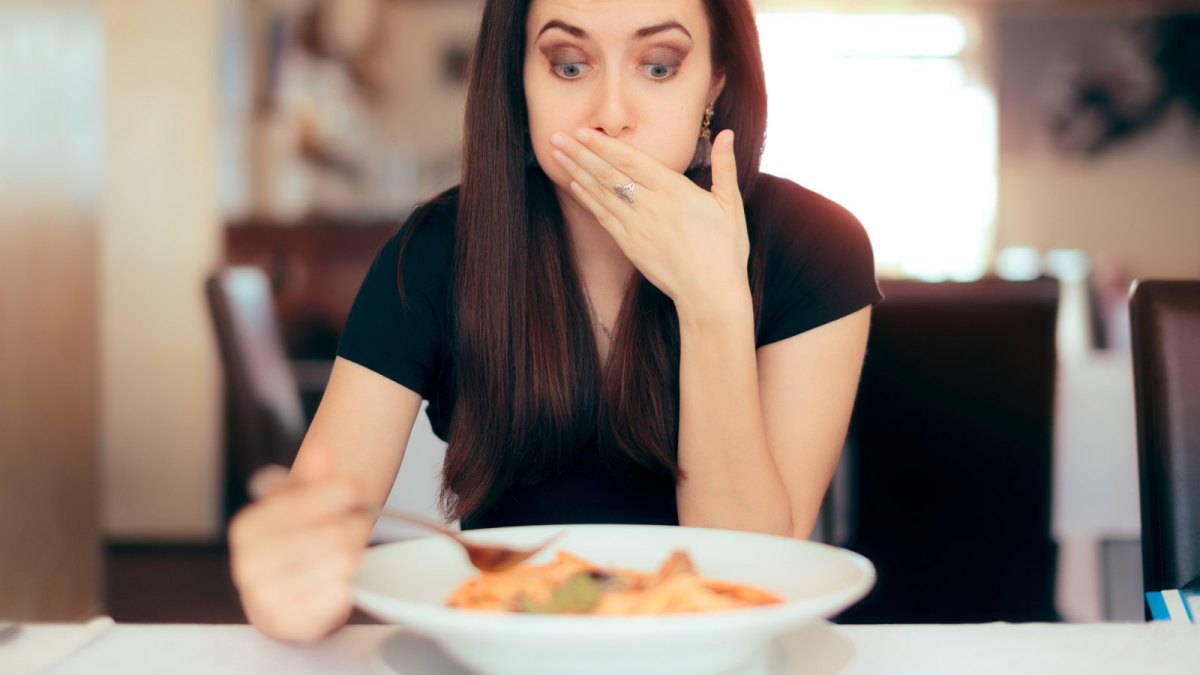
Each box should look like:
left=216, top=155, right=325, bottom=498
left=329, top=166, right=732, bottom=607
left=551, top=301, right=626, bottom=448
left=2, top=0, right=1199, bottom=670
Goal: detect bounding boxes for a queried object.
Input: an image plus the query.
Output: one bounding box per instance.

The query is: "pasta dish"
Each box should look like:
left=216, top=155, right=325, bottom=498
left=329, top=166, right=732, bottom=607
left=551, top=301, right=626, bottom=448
left=447, top=549, right=781, bottom=615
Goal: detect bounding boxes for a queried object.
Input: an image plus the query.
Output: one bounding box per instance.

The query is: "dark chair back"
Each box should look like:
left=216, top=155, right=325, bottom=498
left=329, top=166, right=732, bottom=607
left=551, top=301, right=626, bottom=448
left=837, top=277, right=1060, bottom=623
left=1130, top=279, right=1200, bottom=595
left=206, top=266, right=306, bottom=516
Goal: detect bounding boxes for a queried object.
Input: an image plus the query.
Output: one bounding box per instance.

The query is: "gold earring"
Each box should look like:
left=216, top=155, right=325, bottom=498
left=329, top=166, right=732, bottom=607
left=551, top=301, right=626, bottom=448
left=688, top=104, right=716, bottom=171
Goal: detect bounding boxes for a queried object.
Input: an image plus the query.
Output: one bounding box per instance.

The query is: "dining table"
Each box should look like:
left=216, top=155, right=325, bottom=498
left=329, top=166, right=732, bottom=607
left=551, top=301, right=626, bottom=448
left=8, top=618, right=1197, bottom=675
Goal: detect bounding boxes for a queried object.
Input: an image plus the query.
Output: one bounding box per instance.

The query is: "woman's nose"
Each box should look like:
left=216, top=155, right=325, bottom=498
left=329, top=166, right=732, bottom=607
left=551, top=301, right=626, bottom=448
left=587, top=72, right=634, bottom=138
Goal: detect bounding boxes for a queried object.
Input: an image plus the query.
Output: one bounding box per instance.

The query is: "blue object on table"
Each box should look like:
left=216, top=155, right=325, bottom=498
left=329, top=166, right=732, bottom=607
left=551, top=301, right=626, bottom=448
left=1145, top=588, right=1199, bottom=622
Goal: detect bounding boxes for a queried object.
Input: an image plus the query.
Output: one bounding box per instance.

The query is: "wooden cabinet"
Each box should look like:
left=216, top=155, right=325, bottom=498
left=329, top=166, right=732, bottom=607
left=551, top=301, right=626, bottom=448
left=224, top=220, right=396, bottom=360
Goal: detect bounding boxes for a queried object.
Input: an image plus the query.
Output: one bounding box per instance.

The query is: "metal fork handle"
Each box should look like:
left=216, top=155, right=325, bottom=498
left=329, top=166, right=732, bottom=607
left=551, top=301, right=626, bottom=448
left=367, top=507, right=463, bottom=539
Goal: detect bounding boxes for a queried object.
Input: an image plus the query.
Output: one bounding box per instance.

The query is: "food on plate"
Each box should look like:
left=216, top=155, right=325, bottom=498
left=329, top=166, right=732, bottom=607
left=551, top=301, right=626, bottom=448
left=446, top=549, right=781, bottom=615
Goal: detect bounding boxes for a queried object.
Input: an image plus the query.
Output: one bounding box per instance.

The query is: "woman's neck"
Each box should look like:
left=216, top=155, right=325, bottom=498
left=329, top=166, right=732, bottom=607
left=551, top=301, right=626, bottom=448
left=554, top=184, right=632, bottom=368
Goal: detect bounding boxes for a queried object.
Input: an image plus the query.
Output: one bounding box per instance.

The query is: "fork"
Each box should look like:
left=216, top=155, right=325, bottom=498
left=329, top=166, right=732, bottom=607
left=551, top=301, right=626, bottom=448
left=248, top=465, right=559, bottom=573
left=370, top=507, right=561, bottom=573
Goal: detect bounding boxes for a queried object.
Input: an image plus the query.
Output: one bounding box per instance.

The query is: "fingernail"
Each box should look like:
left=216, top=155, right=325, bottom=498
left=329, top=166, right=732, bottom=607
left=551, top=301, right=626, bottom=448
left=247, top=465, right=291, bottom=500
left=551, top=132, right=567, bottom=147
left=575, top=129, right=591, bottom=142
left=552, top=149, right=568, bottom=164
left=723, top=131, right=735, bottom=148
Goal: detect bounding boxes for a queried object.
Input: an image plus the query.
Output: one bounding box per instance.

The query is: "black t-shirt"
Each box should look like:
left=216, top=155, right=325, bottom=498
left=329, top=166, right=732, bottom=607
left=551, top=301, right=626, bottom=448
left=337, top=172, right=882, bottom=529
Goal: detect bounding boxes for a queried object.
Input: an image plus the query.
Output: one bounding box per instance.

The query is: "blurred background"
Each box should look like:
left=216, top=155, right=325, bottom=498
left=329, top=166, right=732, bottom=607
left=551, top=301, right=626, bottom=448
left=2, top=0, right=1198, bottom=627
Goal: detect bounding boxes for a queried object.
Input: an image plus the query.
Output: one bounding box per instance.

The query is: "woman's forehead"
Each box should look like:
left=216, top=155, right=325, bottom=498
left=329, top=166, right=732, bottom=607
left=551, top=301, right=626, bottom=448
left=525, top=0, right=710, bottom=43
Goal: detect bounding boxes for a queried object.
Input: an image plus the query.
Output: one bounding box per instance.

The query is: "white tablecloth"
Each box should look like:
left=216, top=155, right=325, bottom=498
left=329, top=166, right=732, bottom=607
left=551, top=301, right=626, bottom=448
left=10, top=622, right=1195, bottom=675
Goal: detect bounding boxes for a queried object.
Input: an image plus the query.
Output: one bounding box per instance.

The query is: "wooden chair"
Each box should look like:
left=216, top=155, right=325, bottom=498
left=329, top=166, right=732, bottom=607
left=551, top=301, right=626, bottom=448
left=1130, top=279, right=1200, bottom=603
left=205, top=266, right=307, bottom=519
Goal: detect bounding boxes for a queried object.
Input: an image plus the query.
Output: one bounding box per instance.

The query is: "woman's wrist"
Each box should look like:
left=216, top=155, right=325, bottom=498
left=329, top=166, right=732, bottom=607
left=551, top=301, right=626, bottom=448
left=674, top=281, right=754, bottom=334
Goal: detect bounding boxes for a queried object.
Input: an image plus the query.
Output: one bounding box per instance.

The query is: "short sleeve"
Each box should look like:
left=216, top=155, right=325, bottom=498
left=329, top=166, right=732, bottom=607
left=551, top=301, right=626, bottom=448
left=754, top=175, right=883, bottom=347
left=336, top=203, right=455, bottom=398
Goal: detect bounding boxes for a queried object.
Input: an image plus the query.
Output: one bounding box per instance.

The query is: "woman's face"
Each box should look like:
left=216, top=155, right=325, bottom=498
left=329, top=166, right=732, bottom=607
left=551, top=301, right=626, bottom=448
left=523, top=0, right=724, bottom=188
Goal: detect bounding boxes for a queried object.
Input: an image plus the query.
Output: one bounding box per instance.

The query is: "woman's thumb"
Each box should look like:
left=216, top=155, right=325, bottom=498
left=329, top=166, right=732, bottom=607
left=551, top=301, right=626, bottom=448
left=246, top=446, right=336, bottom=500
left=710, top=129, right=741, bottom=204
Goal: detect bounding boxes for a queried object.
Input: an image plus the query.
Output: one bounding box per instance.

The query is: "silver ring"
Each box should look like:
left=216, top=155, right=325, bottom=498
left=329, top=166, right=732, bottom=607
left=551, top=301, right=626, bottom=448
left=613, top=181, right=636, bottom=204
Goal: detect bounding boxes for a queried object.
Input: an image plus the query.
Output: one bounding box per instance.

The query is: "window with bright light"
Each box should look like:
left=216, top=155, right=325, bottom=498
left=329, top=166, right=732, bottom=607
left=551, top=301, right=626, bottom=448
left=757, top=12, right=996, bottom=281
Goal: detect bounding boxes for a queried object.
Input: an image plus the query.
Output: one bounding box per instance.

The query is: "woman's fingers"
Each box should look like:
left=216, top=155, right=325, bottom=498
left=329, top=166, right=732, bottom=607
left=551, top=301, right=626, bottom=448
left=709, top=129, right=742, bottom=209
left=229, top=476, right=370, bottom=642
left=249, top=543, right=359, bottom=608
left=572, top=129, right=670, bottom=191
left=237, top=478, right=363, bottom=540
left=244, top=556, right=358, bottom=642
left=232, top=513, right=365, bottom=587
left=247, top=464, right=291, bottom=500
left=550, top=147, right=629, bottom=239
left=551, top=138, right=634, bottom=217
left=543, top=126, right=748, bottom=304
left=566, top=178, right=625, bottom=240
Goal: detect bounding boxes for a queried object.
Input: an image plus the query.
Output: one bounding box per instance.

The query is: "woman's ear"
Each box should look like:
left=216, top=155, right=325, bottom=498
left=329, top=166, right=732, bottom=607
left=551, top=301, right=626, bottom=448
left=708, top=71, right=727, bottom=104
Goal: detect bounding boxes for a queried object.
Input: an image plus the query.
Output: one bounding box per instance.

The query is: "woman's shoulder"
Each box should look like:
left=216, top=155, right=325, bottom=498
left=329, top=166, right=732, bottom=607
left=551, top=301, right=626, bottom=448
left=746, top=172, right=864, bottom=241
left=748, top=172, right=881, bottom=345
left=339, top=188, right=460, bottom=398
left=371, top=187, right=459, bottom=273
left=392, top=186, right=460, bottom=252
left=746, top=172, right=874, bottom=271
left=359, top=186, right=460, bottom=302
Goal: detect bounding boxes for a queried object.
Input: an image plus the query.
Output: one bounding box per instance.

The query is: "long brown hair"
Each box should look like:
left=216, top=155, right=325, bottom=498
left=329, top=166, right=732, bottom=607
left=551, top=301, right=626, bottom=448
left=401, top=0, right=769, bottom=520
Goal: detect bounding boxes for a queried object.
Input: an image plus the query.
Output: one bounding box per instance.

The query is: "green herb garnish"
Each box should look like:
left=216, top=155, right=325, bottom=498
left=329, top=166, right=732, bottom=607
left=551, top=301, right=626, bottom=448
left=517, top=572, right=603, bottom=614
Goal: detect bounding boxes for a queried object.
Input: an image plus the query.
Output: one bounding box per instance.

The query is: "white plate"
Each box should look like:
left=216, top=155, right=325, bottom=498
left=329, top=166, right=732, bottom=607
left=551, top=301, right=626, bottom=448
left=373, top=622, right=859, bottom=675
left=355, top=524, right=874, bottom=675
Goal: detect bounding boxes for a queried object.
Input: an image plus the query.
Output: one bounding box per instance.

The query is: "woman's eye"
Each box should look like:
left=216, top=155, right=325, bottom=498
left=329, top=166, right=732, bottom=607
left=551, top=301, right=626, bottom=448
left=552, top=63, right=590, bottom=79
left=640, top=63, right=679, bottom=80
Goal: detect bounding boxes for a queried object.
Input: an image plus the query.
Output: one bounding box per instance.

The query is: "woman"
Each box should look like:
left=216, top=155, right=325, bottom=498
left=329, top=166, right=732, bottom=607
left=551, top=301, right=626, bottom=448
left=230, top=0, right=880, bottom=641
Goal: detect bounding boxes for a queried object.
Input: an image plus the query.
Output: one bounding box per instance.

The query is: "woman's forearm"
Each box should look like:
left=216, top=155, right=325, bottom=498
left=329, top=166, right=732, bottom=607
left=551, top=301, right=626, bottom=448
left=673, top=285, right=793, bottom=536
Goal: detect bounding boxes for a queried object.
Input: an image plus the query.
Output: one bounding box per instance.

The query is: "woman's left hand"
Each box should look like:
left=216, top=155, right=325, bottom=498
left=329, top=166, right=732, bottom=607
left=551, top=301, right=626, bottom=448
left=549, top=128, right=750, bottom=309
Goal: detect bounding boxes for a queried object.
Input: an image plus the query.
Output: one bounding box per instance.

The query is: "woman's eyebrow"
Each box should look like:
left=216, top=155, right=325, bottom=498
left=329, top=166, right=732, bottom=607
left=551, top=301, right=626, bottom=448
left=536, top=19, right=587, bottom=40
left=633, top=22, right=692, bottom=41
left=534, top=20, right=693, bottom=42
